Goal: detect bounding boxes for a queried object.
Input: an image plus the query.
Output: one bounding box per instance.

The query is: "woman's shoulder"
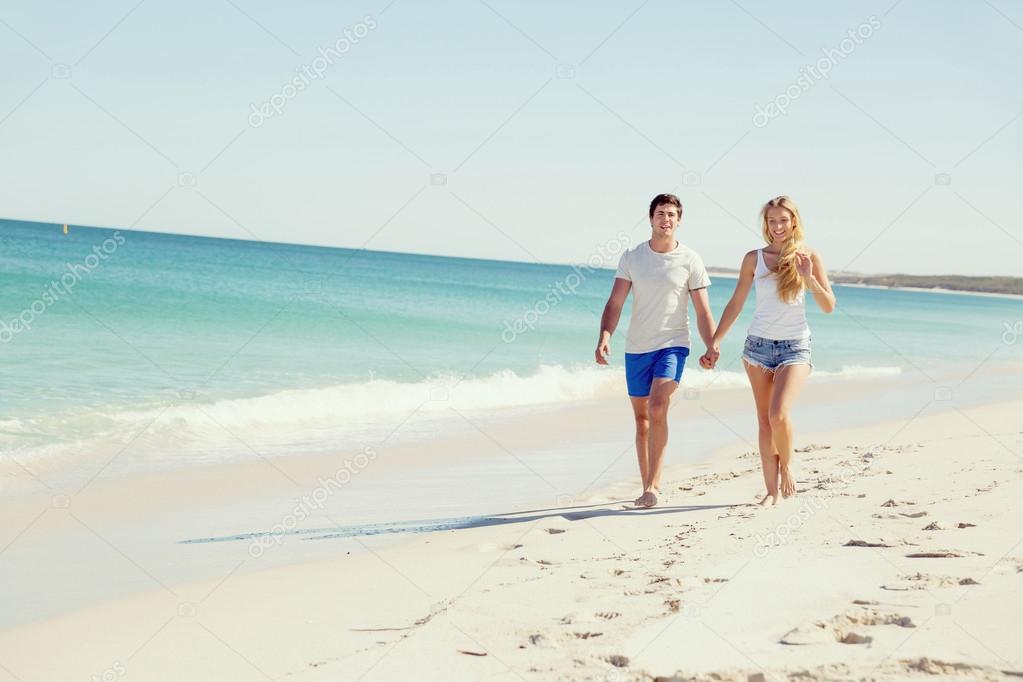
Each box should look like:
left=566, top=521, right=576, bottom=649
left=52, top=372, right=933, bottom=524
left=737, top=249, right=760, bottom=275
left=742, top=249, right=762, bottom=265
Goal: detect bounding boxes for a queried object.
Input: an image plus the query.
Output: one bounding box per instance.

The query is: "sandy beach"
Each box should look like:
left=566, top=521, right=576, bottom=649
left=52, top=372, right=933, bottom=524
left=1, top=383, right=1020, bottom=681
left=3, top=2, right=1021, bottom=680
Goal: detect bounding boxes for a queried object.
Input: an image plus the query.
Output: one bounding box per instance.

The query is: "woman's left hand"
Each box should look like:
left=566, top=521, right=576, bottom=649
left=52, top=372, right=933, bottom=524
left=795, top=250, right=813, bottom=278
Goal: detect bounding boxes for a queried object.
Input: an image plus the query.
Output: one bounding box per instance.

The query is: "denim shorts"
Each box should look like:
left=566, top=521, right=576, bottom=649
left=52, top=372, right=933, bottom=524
left=624, top=346, right=689, bottom=397
left=742, top=335, right=813, bottom=373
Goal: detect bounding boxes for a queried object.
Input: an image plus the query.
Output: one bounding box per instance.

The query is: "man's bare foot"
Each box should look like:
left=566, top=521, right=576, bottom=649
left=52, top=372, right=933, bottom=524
left=758, top=491, right=779, bottom=506
left=780, top=467, right=796, bottom=498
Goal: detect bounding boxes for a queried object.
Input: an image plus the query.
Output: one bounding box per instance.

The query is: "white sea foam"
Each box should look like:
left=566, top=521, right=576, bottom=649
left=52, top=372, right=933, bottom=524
left=0, top=363, right=903, bottom=470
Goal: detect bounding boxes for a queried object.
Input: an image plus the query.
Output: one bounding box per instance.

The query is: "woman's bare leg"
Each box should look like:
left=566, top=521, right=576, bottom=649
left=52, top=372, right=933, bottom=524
left=770, top=363, right=811, bottom=498
left=744, top=361, right=779, bottom=505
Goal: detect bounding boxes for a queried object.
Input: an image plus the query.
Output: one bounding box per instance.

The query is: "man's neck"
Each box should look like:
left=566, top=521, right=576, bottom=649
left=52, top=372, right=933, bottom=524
left=649, top=235, right=678, bottom=254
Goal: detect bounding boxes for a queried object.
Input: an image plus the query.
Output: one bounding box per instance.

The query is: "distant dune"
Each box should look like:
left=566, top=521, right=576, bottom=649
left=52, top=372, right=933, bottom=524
left=708, top=268, right=1023, bottom=296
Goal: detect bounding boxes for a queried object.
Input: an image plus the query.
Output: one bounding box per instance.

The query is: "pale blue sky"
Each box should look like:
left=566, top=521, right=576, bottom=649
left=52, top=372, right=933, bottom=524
left=1, top=0, right=1020, bottom=275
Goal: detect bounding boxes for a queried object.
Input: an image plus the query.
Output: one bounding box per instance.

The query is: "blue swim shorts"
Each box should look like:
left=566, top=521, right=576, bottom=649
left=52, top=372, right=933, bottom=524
left=624, top=346, right=690, bottom=397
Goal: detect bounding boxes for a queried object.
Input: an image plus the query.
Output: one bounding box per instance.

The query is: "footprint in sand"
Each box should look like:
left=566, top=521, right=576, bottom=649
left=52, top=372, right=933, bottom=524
left=795, top=443, right=832, bottom=453
left=844, top=538, right=895, bottom=548
left=905, top=549, right=984, bottom=558
left=881, top=498, right=917, bottom=508
left=527, top=632, right=556, bottom=648
left=572, top=631, right=603, bottom=639
left=781, top=607, right=915, bottom=646
left=605, top=655, right=629, bottom=668
left=882, top=572, right=979, bottom=590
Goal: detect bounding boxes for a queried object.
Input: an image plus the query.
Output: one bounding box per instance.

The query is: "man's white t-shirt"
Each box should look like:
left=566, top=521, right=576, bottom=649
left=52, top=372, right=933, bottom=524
left=614, top=240, right=711, bottom=354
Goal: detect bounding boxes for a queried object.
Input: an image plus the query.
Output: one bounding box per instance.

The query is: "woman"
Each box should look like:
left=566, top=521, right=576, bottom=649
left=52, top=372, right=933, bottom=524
left=701, top=196, right=836, bottom=505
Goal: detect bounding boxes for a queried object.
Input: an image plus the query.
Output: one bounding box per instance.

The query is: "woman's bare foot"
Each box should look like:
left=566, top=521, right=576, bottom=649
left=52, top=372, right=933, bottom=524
left=758, top=491, right=779, bottom=506
left=780, top=467, right=797, bottom=498
left=638, top=488, right=660, bottom=507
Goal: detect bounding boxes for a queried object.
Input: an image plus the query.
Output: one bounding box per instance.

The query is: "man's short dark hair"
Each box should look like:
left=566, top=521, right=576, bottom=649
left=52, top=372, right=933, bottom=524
left=649, top=193, right=683, bottom=218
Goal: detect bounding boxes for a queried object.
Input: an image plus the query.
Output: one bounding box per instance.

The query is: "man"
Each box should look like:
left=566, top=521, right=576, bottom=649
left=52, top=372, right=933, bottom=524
left=595, top=194, right=717, bottom=507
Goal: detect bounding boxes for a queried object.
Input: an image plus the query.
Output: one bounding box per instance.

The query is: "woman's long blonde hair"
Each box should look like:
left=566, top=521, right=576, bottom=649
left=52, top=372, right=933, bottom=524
left=760, top=195, right=805, bottom=303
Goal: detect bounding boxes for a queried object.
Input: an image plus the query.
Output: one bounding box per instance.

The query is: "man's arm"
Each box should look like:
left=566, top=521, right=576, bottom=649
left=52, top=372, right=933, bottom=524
left=595, top=278, right=631, bottom=365
left=690, top=287, right=717, bottom=353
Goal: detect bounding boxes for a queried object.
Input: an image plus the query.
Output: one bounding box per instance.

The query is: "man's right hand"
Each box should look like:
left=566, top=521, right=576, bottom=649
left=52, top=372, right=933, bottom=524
left=699, top=346, right=720, bottom=370
left=595, top=337, right=610, bottom=365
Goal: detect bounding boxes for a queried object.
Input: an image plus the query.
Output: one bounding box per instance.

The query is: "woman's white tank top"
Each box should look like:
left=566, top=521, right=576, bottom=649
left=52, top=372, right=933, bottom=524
left=747, top=249, right=810, bottom=340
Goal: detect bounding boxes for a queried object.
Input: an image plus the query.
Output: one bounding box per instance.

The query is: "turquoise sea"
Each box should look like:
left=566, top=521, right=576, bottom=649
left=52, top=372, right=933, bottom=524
left=1, top=218, right=1021, bottom=472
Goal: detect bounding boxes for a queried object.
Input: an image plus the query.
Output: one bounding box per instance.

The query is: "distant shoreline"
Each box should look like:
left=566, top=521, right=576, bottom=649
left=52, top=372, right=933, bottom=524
left=5, top=217, right=1021, bottom=297
left=707, top=270, right=1023, bottom=299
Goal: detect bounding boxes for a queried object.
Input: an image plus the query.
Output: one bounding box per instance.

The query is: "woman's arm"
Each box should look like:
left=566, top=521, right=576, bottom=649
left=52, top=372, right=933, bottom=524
left=798, top=250, right=836, bottom=313
left=701, top=251, right=756, bottom=368
left=712, top=251, right=757, bottom=347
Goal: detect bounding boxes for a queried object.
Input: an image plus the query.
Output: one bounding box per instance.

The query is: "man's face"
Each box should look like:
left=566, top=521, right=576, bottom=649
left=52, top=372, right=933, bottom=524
left=650, top=204, right=681, bottom=236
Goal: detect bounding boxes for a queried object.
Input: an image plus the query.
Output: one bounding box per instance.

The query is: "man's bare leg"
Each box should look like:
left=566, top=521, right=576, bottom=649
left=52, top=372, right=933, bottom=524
left=642, top=378, right=679, bottom=507
left=744, top=360, right=780, bottom=506
left=628, top=396, right=651, bottom=505
left=770, top=363, right=811, bottom=498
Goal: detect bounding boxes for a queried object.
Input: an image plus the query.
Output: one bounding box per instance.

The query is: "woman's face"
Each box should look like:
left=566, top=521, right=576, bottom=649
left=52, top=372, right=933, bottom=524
left=765, top=206, right=795, bottom=244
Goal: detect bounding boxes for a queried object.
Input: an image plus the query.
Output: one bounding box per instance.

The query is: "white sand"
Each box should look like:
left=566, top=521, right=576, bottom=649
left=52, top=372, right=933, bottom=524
left=1, top=394, right=1021, bottom=681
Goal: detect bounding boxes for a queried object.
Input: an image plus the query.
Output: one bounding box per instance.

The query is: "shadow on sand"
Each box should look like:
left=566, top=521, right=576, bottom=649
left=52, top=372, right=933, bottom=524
left=179, top=500, right=742, bottom=545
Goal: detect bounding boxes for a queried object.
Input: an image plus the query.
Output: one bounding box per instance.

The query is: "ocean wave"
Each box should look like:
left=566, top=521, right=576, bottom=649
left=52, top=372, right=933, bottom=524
left=0, top=363, right=902, bottom=469
left=104, top=362, right=901, bottom=430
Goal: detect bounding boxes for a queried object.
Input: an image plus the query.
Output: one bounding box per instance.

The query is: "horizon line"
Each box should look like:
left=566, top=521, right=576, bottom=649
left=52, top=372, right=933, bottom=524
left=1, top=215, right=1016, bottom=280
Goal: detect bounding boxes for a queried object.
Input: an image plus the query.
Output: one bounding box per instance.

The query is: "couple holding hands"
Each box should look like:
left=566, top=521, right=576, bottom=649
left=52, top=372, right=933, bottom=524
left=596, top=193, right=836, bottom=507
